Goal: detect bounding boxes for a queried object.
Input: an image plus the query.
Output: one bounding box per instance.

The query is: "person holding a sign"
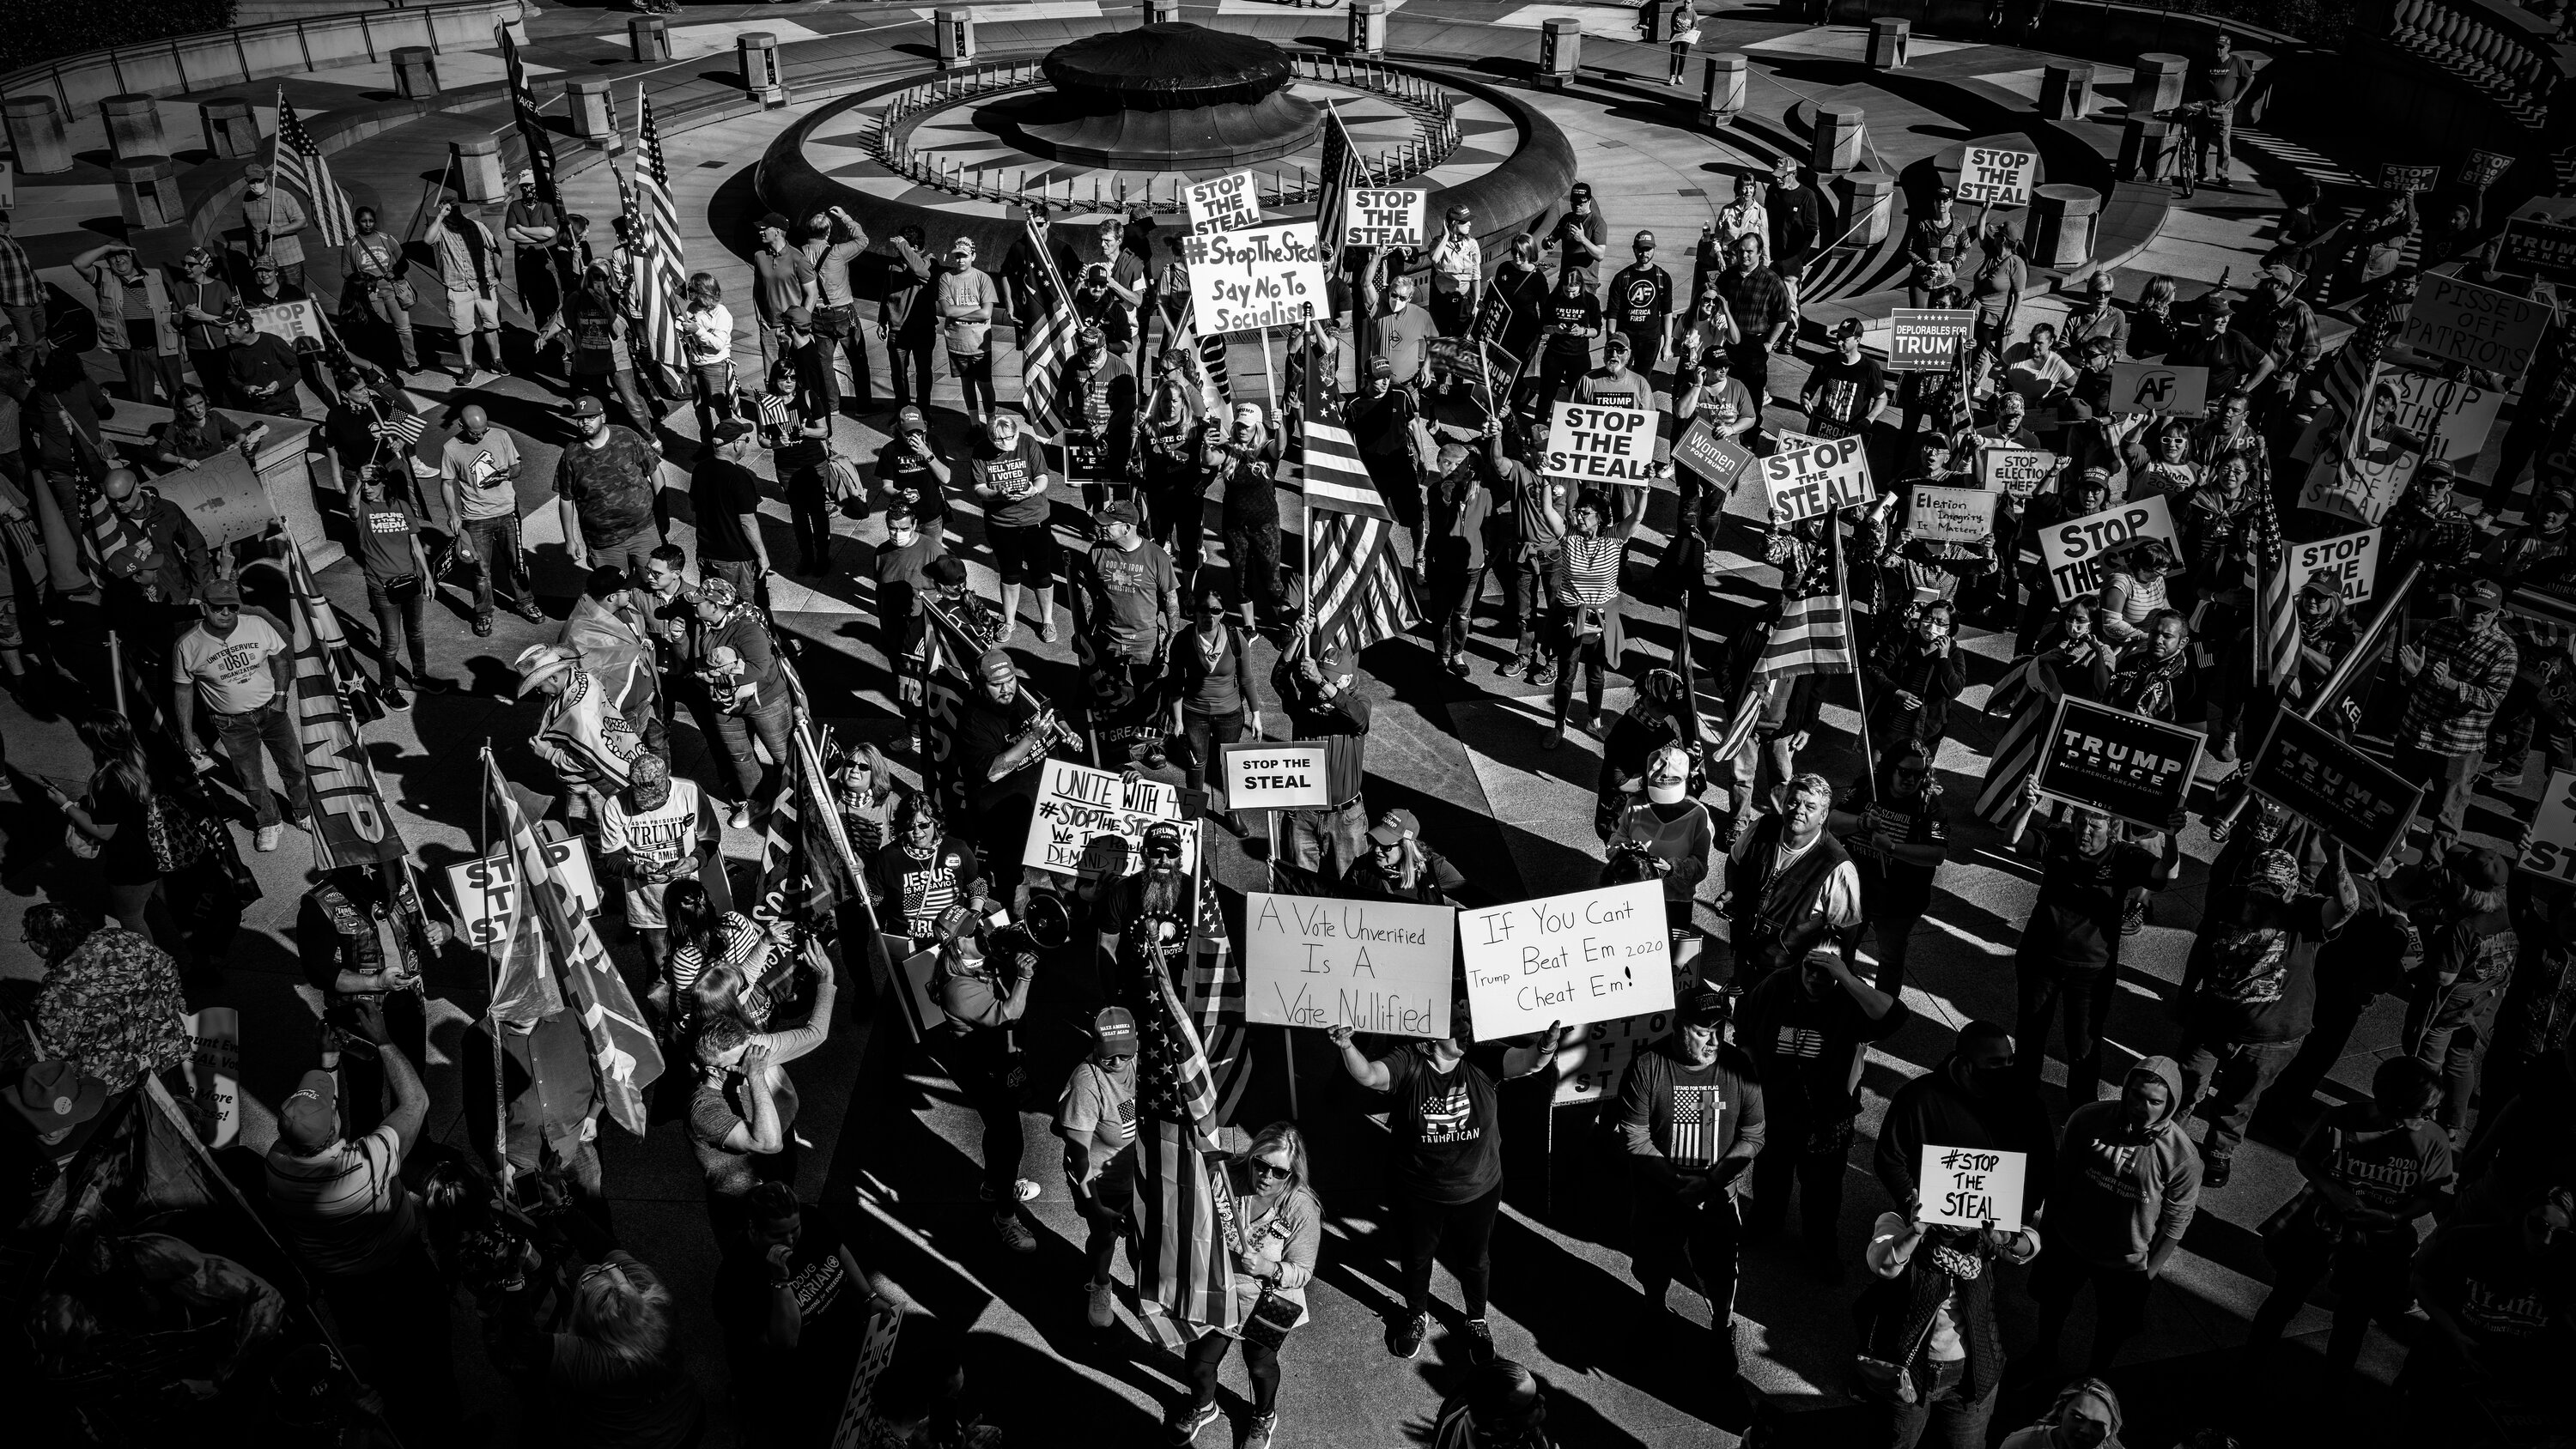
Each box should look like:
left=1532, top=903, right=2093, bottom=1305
left=1612, top=986, right=1765, bottom=1350
left=1360, top=252, right=1439, bottom=391
left=2027, top=1055, right=2201, bottom=1378
left=921, top=905, right=1043, bottom=1252
left=2393, top=579, right=2519, bottom=857
left=1856, top=1196, right=2038, bottom=1447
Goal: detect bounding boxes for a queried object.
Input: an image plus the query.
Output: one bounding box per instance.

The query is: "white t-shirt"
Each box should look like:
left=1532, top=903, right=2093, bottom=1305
left=173, top=614, right=289, bottom=714
left=598, top=778, right=704, bottom=875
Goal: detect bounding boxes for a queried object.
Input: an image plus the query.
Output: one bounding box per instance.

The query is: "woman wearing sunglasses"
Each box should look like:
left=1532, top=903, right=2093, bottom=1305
left=1165, top=1121, right=1320, bottom=1449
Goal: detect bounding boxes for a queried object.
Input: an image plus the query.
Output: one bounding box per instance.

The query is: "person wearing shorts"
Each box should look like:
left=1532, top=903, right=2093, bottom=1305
left=970, top=411, right=1061, bottom=642
left=939, top=236, right=1002, bottom=425
left=430, top=199, right=505, bottom=383
left=1057, top=1005, right=1141, bottom=1330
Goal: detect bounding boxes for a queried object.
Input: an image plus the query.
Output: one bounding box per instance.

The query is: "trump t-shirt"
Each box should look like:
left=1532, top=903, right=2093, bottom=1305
left=1376, top=1043, right=1507, bottom=1204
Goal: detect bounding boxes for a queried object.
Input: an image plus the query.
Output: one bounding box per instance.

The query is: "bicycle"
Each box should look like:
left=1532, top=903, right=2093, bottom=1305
left=2156, top=101, right=2225, bottom=199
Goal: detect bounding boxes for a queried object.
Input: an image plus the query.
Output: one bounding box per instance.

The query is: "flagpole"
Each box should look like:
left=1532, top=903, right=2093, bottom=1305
left=793, top=718, right=885, bottom=937
left=2208, top=561, right=2420, bottom=840
left=1834, top=517, right=1876, bottom=786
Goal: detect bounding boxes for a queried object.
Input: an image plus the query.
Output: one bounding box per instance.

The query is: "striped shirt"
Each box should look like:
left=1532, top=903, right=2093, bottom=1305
left=2401, top=620, right=2518, bottom=755
left=1558, top=535, right=1624, bottom=607
left=264, top=1125, right=420, bottom=1276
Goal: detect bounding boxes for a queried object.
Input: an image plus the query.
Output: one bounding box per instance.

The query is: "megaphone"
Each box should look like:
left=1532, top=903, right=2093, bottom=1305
left=1018, top=889, right=1073, bottom=951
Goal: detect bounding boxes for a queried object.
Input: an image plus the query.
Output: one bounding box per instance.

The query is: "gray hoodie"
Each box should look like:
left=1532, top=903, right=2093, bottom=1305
left=2049, top=1055, right=2202, bottom=1269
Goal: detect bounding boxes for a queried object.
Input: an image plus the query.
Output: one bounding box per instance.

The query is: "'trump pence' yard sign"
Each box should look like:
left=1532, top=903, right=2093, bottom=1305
left=1918, top=1144, right=2028, bottom=1232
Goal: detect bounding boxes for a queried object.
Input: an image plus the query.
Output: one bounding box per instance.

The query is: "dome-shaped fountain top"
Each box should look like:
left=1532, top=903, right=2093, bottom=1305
left=1041, top=23, right=1297, bottom=112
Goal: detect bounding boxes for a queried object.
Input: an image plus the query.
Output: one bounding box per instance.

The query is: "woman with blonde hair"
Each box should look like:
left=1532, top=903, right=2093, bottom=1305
left=489, top=1248, right=705, bottom=1448
left=679, top=270, right=735, bottom=440
left=1165, top=1121, right=1323, bottom=1449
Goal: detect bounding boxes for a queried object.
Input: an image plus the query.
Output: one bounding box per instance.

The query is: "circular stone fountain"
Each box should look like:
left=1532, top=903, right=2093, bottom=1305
left=1012, top=23, right=1320, bottom=170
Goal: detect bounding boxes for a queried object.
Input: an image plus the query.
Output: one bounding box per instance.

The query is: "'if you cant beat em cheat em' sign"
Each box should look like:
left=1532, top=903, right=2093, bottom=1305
left=1457, top=880, right=1674, bottom=1039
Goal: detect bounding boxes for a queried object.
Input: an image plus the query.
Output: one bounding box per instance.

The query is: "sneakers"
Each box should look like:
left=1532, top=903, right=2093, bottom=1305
left=1387, top=1309, right=1429, bottom=1360
left=980, top=1178, right=1042, bottom=1204
left=1528, top=659, right=1557, bottom=688
left=1241, top=1410, right=1278, bottom=1449
left=2484, top=770, right=2527, bottom=791
left=2203, top=1153, right=2233, bottom=1190
left=473, top=610, right=495, bottom=638
left=1504, top=652, right=1533, bottom=677
left=1541, top=725, right=1563, bottom=751
left=2119, top=898, right=2147, bottom=937
left=1084, top=1276, right=1115, bottom=1329
left=380, top=683, right=410, bottom=712
left=1163, top=1401, right=1220, bottom=1444
left=1039, top=619, right=1061, bottom=645
left=254, top=823, right=283, bottom=853
left=515, top=600, right=547, bottom=625
left=726, top=802, right=752, bottom=830
left=992, top=1209, right=1036, bottom=1253
left=414, top=674, right=451, bottom=694
left=1464, top=1316, right=1495, bottom=1365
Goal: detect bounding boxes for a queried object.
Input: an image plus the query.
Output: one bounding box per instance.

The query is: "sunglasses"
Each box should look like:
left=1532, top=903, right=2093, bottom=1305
left=1145, top=846, right=1182, bottom=859
left=1251, top=1161, right=1292, bottom=1181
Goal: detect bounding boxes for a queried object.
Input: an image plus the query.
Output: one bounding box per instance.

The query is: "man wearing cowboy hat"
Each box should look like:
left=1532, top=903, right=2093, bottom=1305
left=515, top=641, right=648, bottom=819
left=239, top=162, right=310, bottom=294
left=6, top=1059, right=107, bottom=1165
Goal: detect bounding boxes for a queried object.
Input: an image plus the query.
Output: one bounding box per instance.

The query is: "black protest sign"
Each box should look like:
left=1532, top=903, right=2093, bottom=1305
left=1673, top=415, right=1754, bottom=491
left=2033, top=697, right=2203, bottom=833
left=2248, top=711, right=2424, bottom=868
left=1425, top=336, right=1486, bottom=386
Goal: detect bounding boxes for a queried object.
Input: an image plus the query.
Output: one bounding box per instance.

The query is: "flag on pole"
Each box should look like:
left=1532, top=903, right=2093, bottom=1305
left=1164, top=298, right=1230, bottom=413
left=1299, top=418, right=1418, bottom=654
left=497, top=26, right=560, bottom=207
left=1753, top=587, right=1855, bottom=679
left=283, top=536, right=406, bottom=869
left=1133, top=930, right=1241, bottom=1352
left=270, top=100, right=356, bottom=249
left=483, top=747, right=665, bottom=1136
left=1314, top=104, right=1361, bottom=261
left=1018, top=214, right=1079, bottom=436
left=748, top=720, right=865, bottom=927
left=632, top=88, right=691, bottom=396
left=1972, top=692, right=2054, bottom=828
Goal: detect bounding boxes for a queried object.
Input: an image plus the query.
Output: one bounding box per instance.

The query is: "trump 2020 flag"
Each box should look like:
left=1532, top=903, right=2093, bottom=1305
left=283, top=537, right=404, bottom=869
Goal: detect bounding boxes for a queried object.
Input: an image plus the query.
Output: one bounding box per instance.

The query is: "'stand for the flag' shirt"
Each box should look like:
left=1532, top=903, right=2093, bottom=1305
left=1666, top=1079, right=1725, bottom=1171
left=598, top=778, right=704, bottom=876
left=1376, top=1044, right=1506, bottom=1204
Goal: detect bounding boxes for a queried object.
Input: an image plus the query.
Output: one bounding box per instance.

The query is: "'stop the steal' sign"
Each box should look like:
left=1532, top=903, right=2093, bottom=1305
left=1221, top=742, right=1332, bottom=810
left=447, top=834, right=605, bottom=950
left=2288, top=528, right=2381, bottom=604
left=2401, top=272, right=2552, bottom=381
left=1182, top=222, right=1329, bottom=334
left=1543, top=402, right=1661, bottom=486
left=1917, top=1145, right=2029, bottom=1232
left=1184, top=171, right=1263, bottom=233
left=1762, top=434, right=1876, bottom=524
left=1955, top=147, right=2038, bottom=206
left=1342, top=187, right=1428, bottom=249
left=1458, top=880, right=1675, bottom=1039
left=2380, top=163, right=2439, bottom=194
left=2038, top=494, right=2178, bottom=603
left=1023, top=759, right=1193, bottom=877
left=1243, top=893, right=1457, bottom=1040
left=248, top=300, right=326, bottom=346
left=2518, top=769, right=2576, bottom=884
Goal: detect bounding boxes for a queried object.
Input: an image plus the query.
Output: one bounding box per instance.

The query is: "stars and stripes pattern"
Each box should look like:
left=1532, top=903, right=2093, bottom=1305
left=1753, top=587, right=1854, bottom=678
left=1300, top=418, right=1418, bottom=655
left=631, top=89, right=691, bottom=395
left=483, top=748, right=665, bottom=1137
left=1315, top=103, right=1361, bottom=260
left=270, top=100, right=355, bottom=249
left=1973, top=691, right=2053, bottom=828
left=283, top=536, right=405, bottom=870
left=1134, top=912, right=1240, bottom=1352
left=1164, top=298, right=1230, bottom=412
left=371, top=410, right=428, bottom=447
left=749, top=721, right=866, bottom=928
left=1177, top=821, right=1251, bottom=1123
left=1668, top=1084, right=1722, bottom=1167
left=1018, top=215, right=1079, bottom=436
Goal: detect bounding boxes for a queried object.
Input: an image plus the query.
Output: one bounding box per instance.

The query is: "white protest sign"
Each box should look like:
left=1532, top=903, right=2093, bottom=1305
left=1761, top=433, right=1876, bottom=524
left=2298, top=415, right=2421, bottom=527
left=2289, top=528, right=2381, bottom=604
left=2109, top=361, right=2211, bottom=418
left=1542, top=401, right=1660, bottom=486
left=1955, top=146, right=2038, bottom=206
left=447, top=834, right=605, bottom=950
left=1458, top=880, right=1674, bottom=1040
left=1221, top=741, right=1332, bottom=810
left=1553, top=1008, right=1672, bottom=1106
left=1342, top=186, right=1428, bottom=249
left=829, top=1298, right=906, bottom=1449
left=0, top=160, right=13, bottom=209
left=2518, top=769, right=2576, bottom=883
left=1182, top=222, right=1329, bottom=334
left=1976, top=447, right=2058, bottom=499
left=246, top=299, right=325, bottom=346
left=1244, top=893, right=1456, bottom=1039
left=185, top=1008, right=240, bottom=1149
left=2386, top=367, right=2506, bottom=463
left=2402, top=271, right=2551, bottom=380
left=1917, top=1143, right=2029, bottom=1231
left=1024, top=758, right=1192, bottom=876
left=2038, top=494, right=2179, bottom=603
left=1908, top=485, right=1999, bottom=543
left=1186, top=171, right=1263, bottom=233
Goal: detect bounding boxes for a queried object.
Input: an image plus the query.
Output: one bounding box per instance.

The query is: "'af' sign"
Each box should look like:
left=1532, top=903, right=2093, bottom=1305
left=2288, top=528, right=2381, bottom=604
left=1955, top=146, right=2038, bottom=206
left=1761, top=434, right=1876, bottom=524
left=2518, top=769, right=2576, bottom=884
left=1185, top=171, right=1263, bottom=233
left=2038, top=494, right=2179, bottom=603
left=1543, top=401, right=1660, bottom=485
left=2109, top=361, right=2211, bottom=418
left=1918, top=1145, right=2028, bottom=1231
left=2402, top=272, right=2551, bottom=381
left=2033, top=695, right=2203, bottom=834
left=1888, top=309, right=1975, bottom=373
left=1341, top=186, right=1428, bottom=249
left=2250, top=711, right=2423, bottom=868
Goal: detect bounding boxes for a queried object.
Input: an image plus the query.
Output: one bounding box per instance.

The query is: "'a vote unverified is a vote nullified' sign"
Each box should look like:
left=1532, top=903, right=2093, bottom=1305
left=1918, top=1145, right=2029, bottom=1231
left=447, top=835, right=605, bottom=950
left=2402, top=272, right=2552, bottom=381
left=1220, top=741, right=1332, bottom=810
left=2289, top=528, right=2382, bottom=603
left=1244, top=893, right=1457, bottom=1039
left=1887, top=309, right=1975, bottom=373
left=1182, top=222, right=1329, bottom=334
left=1343, top=186, right=1428, bottom=248
left=1458, top=879, right=1675, bottom=1040
left=2038, top=494, right=2179, bottom=603
left=1763, top=434, right=1876, bottom=524
left=1908, top=485, right=1999, bottom=543
left=2518, top=769, right=2576, bottom=884
left=1024, top=758, right=1193, bottom=877
left=2109, top=361, right=2211, bottom=418
left=1955, top=147, right=2038, bottom=206
left=1185, top=171, right=1263, bottom=233
left=1544, top=401, right=1661, bottom=487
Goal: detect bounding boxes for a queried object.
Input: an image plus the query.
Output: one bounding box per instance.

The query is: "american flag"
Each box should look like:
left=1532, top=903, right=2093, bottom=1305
left=370, top=410, right=428, bottom=447
left=631, top=88, right=691, bottom=397
left=1018, top=215, right=1079, bottom=436
left=1753, top=586, right=1853, bottom=679
left=1300, top=418, right=1418, bottom=654
left=270, top=100, right=355, bottom=249
left=1134, top=902, right=1242, bottom=1351
left=1166, top=298, right=1230, bottom=412
left=1315, top=103, right=1361, bottom=262
left=2251, top=506, right=2302, bottom=692
left=1668, top=1084, right=1723, bottom=1167
left=748, top=720, right=865, bottom=929
left=1972, top=689, right=2054, bottom=828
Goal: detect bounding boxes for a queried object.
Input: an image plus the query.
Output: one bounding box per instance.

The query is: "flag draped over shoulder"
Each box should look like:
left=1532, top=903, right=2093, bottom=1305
left=483, top=749, right=664, bottom=1135
left=1133, top=934, right=1239, bottom=1352
left=271, top=100, right=355, bottom=249
left=283, top=536, right=405, bottom=869
left=631, top=89, right=690, bottom=395
left=1300, top=418, right=1417, bottom=654
left=1018, top=215, right=1078, bottom=437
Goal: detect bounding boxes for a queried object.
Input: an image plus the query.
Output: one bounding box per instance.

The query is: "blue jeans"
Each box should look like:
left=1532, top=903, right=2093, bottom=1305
left=2178, top=1034, right=2303, bottom=1161
left=463, top=512, right=533, bottom=616
left=1281, top=797, right=1367, bottom=880
left=1885, top=1360, right=1994, bottom=1449
left=710, top=690, right=794, bottom=809
left=210, top=695, right=308, bottom=830
left=364, top=573, right=427, bottom=686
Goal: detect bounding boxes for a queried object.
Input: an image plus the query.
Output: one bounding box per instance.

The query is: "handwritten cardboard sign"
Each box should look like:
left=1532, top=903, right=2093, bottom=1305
left=2108, top=361, right=2211, bottom=418
left=1221, top=741, right=1332, bottom=810
left=1955, top=146, right=2038, bottom=206
left=447, top=835, right=604, bottom=950
left=2402, top=272, right=2550, bottom=381
left=1185, top=171, right=1263, bottom=233
left=1917, top=1144, right=2028, bottom=1231
left=1342, top=186, right=1428, bottom=249
left=2288, top=528, right=2381, bottom=604
left=1888, top=308, right=1975, bottom=373
left=1761, top=433, right=1876, bottom=524
left=1458, top=880, right=1674, bottom=1040
left=1543, top=400, right=1661, bottom=486
left=1244, top=893, right=1456, bottom=1039
left=1976, top=446, right=2058, bottom=500
left=2384, top=367, right=2506, bottom=463
left=2038, top=494, right=2178, bottom=603
left=1907, top=484, right=1999, bottom=543
left=1182, top=222, right=1330, bottom=334
left=1023, top=758, right=1192, bottom=877
left=2518, top=769, right=2576, bottom=884
left=184, top=1007, right=240, bottom=1149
